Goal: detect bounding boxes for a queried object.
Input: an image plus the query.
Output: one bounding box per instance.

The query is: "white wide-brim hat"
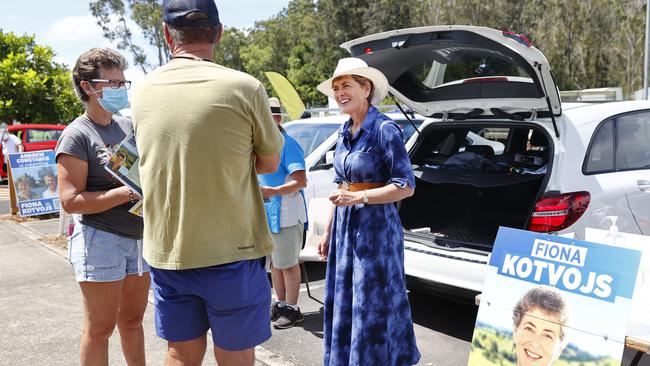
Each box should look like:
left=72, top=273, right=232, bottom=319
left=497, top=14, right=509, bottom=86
left=317, top=57, right=389, bottom=105
left=268, top=97, right=287, bottom=116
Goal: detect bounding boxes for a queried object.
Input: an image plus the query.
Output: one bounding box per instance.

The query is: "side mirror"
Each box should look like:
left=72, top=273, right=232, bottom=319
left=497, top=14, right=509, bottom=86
left=325, top=150, right=335, bottom=165
left=310, top=151, right=336, bottom=172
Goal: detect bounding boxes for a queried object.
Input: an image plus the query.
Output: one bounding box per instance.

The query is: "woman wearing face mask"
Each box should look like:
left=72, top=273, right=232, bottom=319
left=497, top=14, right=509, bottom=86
left=55, top=47, right=150, bottom=366
left=316, top=57, right=420, bottom=366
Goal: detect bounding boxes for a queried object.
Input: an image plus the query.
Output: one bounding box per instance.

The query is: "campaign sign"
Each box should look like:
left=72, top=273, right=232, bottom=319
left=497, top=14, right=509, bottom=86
left=8, top=150, right=60, bottom=216
left=468, top=227, right=641, bottom=366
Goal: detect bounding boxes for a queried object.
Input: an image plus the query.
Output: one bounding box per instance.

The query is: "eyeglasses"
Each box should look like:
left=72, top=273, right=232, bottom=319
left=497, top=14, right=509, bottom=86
left=89, top=79, right=132, bottom=90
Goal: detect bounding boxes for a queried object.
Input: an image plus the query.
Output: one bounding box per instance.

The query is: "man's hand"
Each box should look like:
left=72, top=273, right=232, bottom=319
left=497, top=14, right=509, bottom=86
left=260, top=186, right=277, bottom=199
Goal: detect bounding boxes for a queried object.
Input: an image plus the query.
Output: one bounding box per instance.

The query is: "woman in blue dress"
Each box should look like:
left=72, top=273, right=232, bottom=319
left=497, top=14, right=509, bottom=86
left=316, top=57, right=421, bottom=366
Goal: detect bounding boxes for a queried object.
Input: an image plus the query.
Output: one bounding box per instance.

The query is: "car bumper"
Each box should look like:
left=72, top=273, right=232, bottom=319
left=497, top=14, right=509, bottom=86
left=403, top=239, right=489, bottom=293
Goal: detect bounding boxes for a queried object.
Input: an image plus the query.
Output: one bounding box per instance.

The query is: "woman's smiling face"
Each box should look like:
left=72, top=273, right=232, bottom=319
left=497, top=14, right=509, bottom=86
left=514, top=307, right=565, bottom=366
left=331, top=75, right=371, bottom=115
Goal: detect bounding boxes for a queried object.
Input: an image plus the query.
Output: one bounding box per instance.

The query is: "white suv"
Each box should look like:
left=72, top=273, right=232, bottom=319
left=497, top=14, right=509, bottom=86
left=320, top=25, right=650, bottom=298
left=284, top=113, right=503, bottom=207
left=283, top=112, right=426, bottom=204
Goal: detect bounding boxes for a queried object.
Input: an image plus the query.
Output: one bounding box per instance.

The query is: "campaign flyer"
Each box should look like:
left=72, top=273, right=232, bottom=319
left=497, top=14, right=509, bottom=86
left=9, top=150, right=60, bottom=216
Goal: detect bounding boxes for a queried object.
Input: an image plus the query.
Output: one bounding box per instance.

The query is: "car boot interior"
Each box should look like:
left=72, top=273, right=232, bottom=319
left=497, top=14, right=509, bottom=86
left=399, top=123, right=551, bottom=251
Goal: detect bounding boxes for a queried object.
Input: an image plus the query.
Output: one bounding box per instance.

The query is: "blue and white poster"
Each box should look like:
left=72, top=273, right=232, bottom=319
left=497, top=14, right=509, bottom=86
left=8, top=150, right=60, bottom=216
left=468, top=227, right=641, bottom=366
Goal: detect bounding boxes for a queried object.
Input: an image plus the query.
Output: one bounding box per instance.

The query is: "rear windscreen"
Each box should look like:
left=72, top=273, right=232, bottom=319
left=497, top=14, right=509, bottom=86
left=26, top=129, right=63, bottom=143
left=355, top=30, right=543, bottom=103
left=408, top=50, right=531, bottom=88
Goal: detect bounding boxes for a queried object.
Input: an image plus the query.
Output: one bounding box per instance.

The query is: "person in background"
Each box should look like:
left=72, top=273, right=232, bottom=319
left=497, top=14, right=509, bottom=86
left=2, top=127, right=23, bottom=173
left=316, top=57, right=421, bottom=365
left=55, top=47, right=150, bottom=366
left=15, top=174, right=41, bottom=201
left=130, top=0, right=284, bottom=365
left=512, top=286, right=570, bottom=366
left=259, top=97, right=308, bottom=329
left=41, top=171, right=58, bottom=198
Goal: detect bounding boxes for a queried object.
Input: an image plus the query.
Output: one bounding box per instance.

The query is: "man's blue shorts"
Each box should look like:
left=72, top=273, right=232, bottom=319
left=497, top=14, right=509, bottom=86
left=150, top=257, right=271, bottom=351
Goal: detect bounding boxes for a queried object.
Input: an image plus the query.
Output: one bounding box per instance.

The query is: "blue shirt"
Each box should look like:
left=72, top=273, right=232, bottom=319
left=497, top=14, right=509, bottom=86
left=258, top=131, right=307, bottom=233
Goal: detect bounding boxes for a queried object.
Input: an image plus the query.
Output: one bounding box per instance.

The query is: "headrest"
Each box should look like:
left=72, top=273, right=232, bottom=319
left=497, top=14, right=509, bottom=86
left=530, top=130, right=548, bottom=148
left=464, top=144, right=495, bottom=157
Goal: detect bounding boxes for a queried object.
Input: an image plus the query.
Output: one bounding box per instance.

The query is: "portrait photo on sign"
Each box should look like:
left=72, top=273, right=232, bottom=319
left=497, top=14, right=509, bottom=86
left=11, top=166, right=58, bottom=202
left=468, top=226, right=641, bottom=366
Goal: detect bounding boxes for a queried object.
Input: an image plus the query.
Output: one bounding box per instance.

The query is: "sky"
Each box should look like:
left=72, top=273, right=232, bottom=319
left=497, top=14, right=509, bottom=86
left=0, top=0, right=290, bottom=81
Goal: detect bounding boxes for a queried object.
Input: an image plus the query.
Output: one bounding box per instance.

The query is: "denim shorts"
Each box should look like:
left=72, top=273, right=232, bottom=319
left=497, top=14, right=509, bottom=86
left=150, top=258, right=271, bottom=351
left=68, top=222, right=150, bottom=282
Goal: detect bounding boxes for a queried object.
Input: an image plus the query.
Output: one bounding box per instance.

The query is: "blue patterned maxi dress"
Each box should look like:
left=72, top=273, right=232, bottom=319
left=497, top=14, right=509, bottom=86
left=323, top=106, right=421, bottom=366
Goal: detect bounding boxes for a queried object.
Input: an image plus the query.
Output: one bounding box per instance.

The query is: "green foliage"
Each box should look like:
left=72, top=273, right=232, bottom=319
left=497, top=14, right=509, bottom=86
left=90, top=0, right=170, bottom=73
left=214, top=27, right=247, bottom=71
left=89, top=0, right=649, bottom=104
left=0, top=30, right=83, bottom=124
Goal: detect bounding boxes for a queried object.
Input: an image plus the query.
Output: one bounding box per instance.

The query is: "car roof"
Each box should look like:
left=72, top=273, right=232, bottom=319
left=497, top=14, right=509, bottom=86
left=282, top=112, right=425, bottom=127
left=283, top=115, right=347, bottom=126
left=8, top=124, right=66, bottom=131
left=562, top=100, right=650, bottom=126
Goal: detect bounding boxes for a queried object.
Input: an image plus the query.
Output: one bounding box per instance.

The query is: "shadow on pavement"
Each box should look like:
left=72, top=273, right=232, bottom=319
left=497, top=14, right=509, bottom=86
left=408, top=290, right=478, bottom=342
left=297, top=309, right=324, bottom=339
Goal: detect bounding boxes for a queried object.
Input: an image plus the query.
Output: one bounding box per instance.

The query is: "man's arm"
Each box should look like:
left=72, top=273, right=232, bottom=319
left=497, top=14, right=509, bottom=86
left=254, top=152, right=280, bottom=174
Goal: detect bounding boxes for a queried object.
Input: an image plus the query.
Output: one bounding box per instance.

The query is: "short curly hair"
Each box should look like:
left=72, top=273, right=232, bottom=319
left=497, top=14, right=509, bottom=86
left=513, top=286, right=569, bottom=341
left=72, top=48, right=128, bottom=103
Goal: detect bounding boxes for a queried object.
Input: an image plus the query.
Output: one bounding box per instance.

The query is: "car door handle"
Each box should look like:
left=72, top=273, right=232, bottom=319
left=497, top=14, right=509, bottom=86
left=638, top=180, right=650, bottom=192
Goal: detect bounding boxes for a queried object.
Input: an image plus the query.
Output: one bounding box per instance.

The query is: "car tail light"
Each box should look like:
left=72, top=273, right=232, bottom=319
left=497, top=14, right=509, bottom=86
left=363, top=47, right=373, bottom=54
left=528, top=191, right=590, bottom=233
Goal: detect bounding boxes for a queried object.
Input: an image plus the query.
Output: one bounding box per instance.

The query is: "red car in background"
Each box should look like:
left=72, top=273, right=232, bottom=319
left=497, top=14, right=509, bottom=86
left=1, top=124, right=66, bottom=180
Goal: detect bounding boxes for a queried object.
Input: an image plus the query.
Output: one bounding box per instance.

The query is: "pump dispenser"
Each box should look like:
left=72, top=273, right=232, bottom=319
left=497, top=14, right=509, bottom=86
left=603, top=216, right=625, bottom=246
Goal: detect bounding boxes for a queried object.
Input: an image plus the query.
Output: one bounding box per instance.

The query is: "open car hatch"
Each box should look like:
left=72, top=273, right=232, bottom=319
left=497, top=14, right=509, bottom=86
left=340, top=26, right=562, bottom=123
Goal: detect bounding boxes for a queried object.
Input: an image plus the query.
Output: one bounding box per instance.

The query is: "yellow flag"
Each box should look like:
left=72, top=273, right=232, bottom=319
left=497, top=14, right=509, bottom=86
left=264, top=71, right=306, bottom=121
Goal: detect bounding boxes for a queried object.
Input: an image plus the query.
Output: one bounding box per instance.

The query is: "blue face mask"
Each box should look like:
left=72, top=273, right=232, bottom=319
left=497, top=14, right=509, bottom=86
left=94, top=87, right=130, bottom=113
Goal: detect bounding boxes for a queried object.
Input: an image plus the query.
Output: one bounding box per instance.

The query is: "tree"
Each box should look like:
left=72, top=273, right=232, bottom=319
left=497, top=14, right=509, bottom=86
left=214, top=27, right=248, bottom=71
left=88, top=0, right=648, bottom=102
left=90, top=0, right=170, bottom=73
left=0, top=30, right=84, bottom=124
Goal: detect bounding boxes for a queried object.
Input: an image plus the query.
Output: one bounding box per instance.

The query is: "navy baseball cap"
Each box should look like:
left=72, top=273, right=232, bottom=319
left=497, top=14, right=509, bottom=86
left=162, top=0, right=221, bottom=27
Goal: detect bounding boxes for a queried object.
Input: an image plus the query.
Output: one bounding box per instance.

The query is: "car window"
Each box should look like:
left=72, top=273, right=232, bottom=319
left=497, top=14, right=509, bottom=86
left=284, top=123, right=341, bottom=157
left=393, top=119, right=423, bottom=142
left=406, top=50, right=530, bottom=89
left=585, top=120, right=615, bottom=173
left=615, top=112, right=650, bottom=170
left=26, top=129, right=63, bottom=143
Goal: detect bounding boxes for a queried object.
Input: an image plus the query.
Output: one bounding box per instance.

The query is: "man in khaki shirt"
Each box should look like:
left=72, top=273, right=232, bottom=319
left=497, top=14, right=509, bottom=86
left=131, top=0, right=283, bottom=364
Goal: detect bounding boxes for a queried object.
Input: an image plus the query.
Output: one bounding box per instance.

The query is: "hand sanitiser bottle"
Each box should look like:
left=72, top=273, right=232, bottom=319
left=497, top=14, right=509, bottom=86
left=603, top=216, right=625, bottom=246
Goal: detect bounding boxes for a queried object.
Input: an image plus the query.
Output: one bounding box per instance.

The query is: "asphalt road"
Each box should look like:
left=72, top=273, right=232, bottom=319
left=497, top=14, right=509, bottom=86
left=4, top=185, right=646, bottom=366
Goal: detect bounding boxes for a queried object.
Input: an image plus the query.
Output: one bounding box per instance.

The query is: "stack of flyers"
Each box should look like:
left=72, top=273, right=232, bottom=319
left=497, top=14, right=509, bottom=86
left=128, top=199, right=143, bottom=217
left=104, top=130, right=141, bottom=196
